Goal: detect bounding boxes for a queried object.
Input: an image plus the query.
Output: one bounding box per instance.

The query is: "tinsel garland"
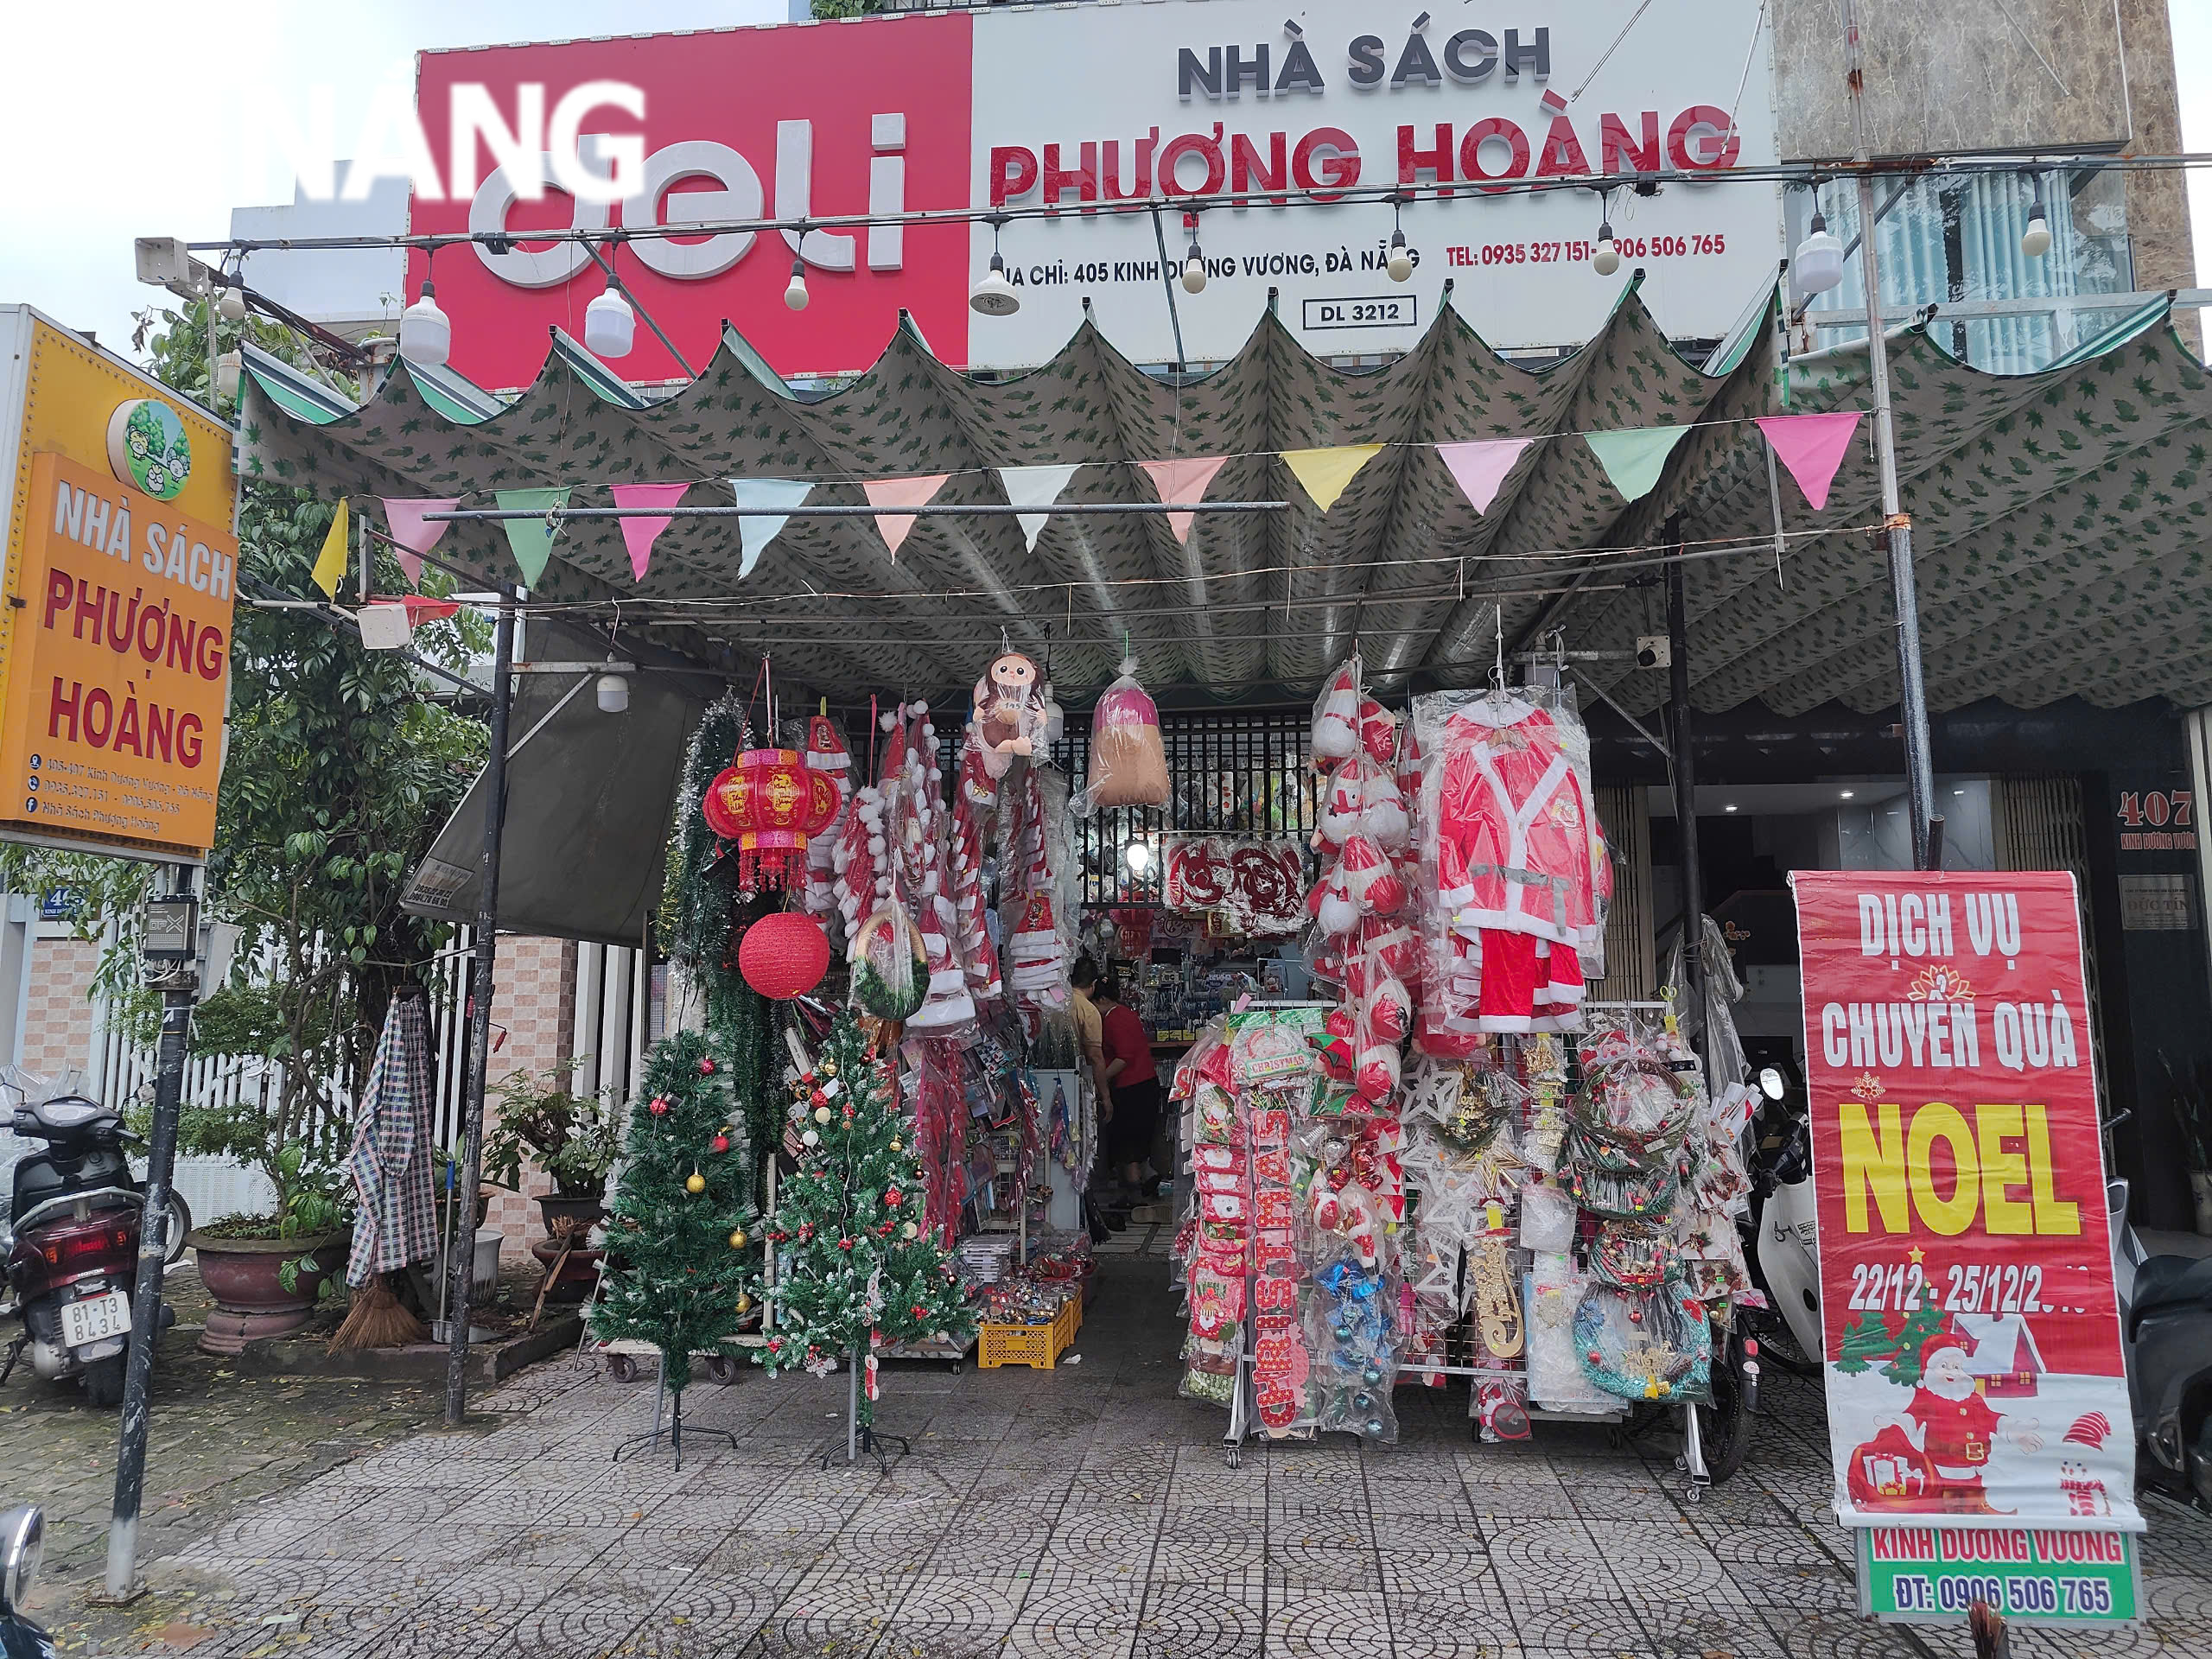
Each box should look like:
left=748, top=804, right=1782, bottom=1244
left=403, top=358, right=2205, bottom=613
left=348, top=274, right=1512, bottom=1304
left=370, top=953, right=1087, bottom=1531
left=661, top=692, right=753, bottom=975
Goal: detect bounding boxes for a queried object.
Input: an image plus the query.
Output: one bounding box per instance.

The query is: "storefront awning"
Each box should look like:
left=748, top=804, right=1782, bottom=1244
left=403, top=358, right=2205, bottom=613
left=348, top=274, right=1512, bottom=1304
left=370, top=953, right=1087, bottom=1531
left=236, top=282, right=2210, bottom=717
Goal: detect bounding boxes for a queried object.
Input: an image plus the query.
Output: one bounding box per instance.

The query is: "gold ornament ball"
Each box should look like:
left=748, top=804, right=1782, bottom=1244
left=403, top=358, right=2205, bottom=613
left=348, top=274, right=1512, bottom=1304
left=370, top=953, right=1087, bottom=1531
left=736, top=1294, right=753, bottom=1314
left=685, top=1172, right=706, bottom=1195
left=728, top=1228, right=748, bottom=1249
left=823, top=1058, right=838, bottom=1077
left=888, top=1139, right=901, bottom=1154
left=814, top=1106, right=831, bottom=1124
left=901, top=1221, right=918, bottom=1239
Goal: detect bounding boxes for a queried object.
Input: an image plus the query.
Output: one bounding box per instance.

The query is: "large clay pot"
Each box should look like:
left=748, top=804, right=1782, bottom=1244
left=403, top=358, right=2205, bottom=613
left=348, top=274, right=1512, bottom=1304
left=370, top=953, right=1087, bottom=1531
left=190, top=1230, right=352, bottom=1355
left=536, top=1194, right=607, bottom=1242
left=528, top=1241, right=604, bottom=1305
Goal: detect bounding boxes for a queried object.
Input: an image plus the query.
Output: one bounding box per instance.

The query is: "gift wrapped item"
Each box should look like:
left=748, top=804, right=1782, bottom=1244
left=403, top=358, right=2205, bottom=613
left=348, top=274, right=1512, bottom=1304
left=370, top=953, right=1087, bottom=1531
left=1076, top=656, right=1167, bottom=812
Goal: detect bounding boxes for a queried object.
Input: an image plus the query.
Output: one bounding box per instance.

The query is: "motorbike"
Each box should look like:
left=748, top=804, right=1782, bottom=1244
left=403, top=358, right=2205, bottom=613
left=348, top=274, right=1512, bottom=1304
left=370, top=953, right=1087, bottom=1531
left=0, top=1505, right=50, bottom=1659
left=1740, top=1065, right=1823, bottom=1379
left=1, top=1070, right=187, bottom=1406
left=2106, top=1109, right=2212, bottom=1510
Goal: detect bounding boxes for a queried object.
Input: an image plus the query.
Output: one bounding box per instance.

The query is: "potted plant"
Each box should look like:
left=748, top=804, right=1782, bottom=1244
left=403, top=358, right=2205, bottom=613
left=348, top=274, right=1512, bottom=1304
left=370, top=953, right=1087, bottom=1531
left=485, top=1059, right=625, bottom=1241
left=182, top=1138, right=355, bottom=1355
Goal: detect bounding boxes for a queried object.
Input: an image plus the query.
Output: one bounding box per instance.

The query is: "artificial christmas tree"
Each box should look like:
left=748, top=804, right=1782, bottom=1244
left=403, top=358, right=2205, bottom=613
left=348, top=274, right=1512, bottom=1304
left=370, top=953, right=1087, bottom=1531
left=591, top=1028, right=760, bottom=1465
left=1833, top=1306, right=1903, bottom=1376
left=760, top=1012, right=976, bottom=1464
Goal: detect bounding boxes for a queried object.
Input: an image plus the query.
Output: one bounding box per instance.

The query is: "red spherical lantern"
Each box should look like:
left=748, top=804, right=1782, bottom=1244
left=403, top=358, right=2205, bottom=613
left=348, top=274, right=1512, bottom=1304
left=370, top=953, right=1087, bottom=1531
left=738, top=912, right=832, bottom=1001
left=702, top=747, right=842, bottom=889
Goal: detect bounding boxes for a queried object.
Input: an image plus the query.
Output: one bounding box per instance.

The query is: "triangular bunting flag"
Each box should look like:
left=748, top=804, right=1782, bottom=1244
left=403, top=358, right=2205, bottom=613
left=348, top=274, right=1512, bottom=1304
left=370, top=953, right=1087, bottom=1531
left=492, top=487, right=571, bottom=585
left=1754, top=412, right=1864, bottom=512
left=310, top=499, right=350, bottom=599
left=997, top=464, right=1082, bottom=552
left=1282, top=445, right=1383, bottom=512
left=1434, top=440, right=1533, bottom=516
left=861, top=475, right=950, bottom=558
left=1139, top=456, right=1229, bottom=545
left=1583, top=427, right=1691, bottom=503
left=379, top=497, right=457, bottom=588
left=731, top=478, right=814, bottom=577
left=401, top=595, right=461, bottom=625
left=608, top=482, right=691, bottom=582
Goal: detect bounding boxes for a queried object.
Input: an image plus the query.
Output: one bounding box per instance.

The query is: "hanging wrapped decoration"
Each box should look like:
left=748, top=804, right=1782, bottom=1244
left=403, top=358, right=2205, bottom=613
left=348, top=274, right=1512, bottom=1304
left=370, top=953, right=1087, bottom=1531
left=702, top=746, right=843, bottom=891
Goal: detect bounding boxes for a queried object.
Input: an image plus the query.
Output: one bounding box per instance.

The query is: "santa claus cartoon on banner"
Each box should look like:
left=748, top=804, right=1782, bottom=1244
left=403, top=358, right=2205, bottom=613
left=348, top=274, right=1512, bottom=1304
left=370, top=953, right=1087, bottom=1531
left=1841, top=1314, right=2046, bottom=1516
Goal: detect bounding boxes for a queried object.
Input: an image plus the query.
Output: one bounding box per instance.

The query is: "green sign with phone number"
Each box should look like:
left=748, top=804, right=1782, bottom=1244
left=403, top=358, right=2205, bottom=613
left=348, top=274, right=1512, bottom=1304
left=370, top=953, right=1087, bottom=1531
left=1858, top=1528, right=2140, bottom=1624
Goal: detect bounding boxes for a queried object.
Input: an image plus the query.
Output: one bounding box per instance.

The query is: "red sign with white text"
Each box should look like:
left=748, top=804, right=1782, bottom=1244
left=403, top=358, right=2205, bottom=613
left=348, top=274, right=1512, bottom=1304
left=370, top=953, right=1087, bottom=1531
left=1793, top=872, right=2139, bottom=1534
left=408, top=18, right=975, bottom=389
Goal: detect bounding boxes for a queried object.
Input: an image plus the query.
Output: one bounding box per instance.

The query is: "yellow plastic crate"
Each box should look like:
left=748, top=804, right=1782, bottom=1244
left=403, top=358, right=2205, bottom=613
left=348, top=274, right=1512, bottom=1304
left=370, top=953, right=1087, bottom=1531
left=978, top=1299, right=1078, bottom=1370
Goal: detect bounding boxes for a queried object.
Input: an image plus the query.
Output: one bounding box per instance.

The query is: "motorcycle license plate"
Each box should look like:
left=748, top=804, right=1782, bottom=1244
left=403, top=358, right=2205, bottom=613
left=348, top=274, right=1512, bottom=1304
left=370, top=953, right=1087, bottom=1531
left=60, top=1289, right=130, bottom=1348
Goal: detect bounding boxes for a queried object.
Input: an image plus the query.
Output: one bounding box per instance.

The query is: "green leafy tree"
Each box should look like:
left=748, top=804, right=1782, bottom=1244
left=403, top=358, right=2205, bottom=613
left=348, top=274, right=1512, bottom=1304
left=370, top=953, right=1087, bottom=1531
left=4, top=302, right=491, bottom=1231
left=591, top=1029, right=760, bottom=1382
left=760, top=1013, right=974, bottom=1425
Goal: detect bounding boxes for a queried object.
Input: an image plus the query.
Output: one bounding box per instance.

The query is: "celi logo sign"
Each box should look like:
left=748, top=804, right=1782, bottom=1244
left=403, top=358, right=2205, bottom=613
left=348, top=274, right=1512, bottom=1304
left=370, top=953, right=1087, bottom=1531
left=105, top=400, right=194, bottom=502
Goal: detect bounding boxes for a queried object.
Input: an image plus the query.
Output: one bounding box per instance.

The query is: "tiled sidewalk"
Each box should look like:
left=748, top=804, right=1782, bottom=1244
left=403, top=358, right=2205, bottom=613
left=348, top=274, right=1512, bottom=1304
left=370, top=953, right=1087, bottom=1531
left=63, top=1255, right=2212, bottom=1658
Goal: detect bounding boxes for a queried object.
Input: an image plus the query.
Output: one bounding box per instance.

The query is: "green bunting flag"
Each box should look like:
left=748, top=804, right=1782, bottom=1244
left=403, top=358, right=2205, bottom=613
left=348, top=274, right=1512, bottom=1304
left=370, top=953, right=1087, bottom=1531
left=493, top=486, right=571, bottom=584
left=1582, top=427, right=1690, bottom=504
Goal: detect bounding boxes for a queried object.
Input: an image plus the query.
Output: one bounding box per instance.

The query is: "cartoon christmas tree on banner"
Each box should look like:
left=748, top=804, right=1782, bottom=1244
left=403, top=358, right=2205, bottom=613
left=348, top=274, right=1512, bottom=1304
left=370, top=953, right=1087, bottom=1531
left=1833, top=1306, right=1904, bottom=1375
left=760, top=1012, right=974, bottom=1459
left=1879, top=1295, right=1950, bottom=1388
left=591, top=1028, right=760, bottom=1463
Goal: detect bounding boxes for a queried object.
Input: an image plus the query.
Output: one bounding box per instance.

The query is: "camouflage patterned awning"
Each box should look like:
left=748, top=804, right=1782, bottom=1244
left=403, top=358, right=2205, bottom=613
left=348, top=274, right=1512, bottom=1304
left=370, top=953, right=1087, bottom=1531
left=236, top=283, right=2210, bottom=716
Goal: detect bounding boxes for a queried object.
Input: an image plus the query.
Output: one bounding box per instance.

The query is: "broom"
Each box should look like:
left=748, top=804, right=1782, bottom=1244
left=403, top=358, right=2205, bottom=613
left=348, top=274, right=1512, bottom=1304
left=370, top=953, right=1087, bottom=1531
left=328, top=1271, right=428, bottom=1351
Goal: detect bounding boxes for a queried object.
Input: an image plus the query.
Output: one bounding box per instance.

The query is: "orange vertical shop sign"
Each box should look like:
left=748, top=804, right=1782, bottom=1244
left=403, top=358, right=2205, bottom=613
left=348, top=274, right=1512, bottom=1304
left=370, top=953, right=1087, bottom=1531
left=0, top=451, right=233, bottom=856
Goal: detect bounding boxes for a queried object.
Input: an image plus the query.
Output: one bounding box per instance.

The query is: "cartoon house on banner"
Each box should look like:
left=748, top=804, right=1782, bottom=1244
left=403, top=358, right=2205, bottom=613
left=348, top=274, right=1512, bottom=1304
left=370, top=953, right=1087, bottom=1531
left=1959, top=1312, right=2045, bottom=1400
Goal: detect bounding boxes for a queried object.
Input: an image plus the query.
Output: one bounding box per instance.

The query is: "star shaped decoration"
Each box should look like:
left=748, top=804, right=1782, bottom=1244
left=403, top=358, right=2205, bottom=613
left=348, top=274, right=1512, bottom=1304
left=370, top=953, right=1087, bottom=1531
left=1402, top=1059, right=1465, bottom=1127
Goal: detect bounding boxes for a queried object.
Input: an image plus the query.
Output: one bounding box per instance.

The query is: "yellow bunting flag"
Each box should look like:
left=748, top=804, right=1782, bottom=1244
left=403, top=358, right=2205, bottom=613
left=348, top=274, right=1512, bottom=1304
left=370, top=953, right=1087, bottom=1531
left=1281, top=445, right=1383, bottom=513
left=310, top=499, right=350, bottom=598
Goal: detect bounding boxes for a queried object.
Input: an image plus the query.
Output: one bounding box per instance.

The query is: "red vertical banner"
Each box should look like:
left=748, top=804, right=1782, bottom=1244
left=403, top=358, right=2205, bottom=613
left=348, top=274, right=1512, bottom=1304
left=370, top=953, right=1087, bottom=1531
left=1793, top=872, right=2141, bottom=1534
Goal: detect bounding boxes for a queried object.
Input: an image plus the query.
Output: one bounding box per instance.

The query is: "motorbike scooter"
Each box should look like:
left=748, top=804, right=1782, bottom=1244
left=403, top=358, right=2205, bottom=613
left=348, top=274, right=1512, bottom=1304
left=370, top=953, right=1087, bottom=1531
left=1741, top=1066, right=1824, bottom=1378
left=2105, top=1109, right=2212, bottom=1510
left=1, top=1070, right=187, bottom=1406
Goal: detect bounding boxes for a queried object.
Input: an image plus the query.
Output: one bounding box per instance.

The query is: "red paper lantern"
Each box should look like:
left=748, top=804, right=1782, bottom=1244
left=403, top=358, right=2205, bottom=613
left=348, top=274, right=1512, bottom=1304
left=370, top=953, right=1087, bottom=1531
left=702, top=747, right=842, bottom=889
left=739, top=912, right=832, bottom=1000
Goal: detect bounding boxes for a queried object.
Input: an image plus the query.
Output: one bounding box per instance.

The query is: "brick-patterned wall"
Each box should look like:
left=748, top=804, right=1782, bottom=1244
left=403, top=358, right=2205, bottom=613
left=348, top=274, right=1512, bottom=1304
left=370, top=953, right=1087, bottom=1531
left=22, top=935, right=101, bottom=1076
left=480, top=936, right=581, bottom=1256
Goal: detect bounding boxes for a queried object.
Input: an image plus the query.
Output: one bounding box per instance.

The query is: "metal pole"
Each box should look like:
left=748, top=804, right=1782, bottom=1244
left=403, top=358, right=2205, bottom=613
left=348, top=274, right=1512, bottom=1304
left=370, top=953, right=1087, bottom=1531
left=104, top=863, right=196, bottom=1601
left=1666, top=522, right=1705, bottom=1045
left=444, top=588, right=517, bottom=1424
left=1845, top=0, right=1938, bottom=871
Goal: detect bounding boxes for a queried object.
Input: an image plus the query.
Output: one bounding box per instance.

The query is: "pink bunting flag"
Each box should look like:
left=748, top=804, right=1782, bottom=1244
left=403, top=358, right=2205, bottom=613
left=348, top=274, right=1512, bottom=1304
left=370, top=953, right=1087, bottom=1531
left=1434, top=440, right=1533, bottom=516
left=609, top=481, right=692, bottom=582
left=379, top=497, right=458, bottom=588
left=862, top=474, right=950, bottom=558
left=1754, top=411, right=1864, bottom=512
left=1138, top=457, right=1229, bottom=546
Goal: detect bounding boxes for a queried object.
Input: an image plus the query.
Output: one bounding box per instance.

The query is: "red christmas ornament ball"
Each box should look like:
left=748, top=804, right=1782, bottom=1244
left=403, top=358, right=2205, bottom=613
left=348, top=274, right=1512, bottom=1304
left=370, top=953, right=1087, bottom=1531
left=697, top=1056, right=716, bottom=1075
left=712, top=1132, right=731, bottom=1154
left=647, top=1096, right=670, bottom=1116
left=911, top=1305, right=927, bottom=1319
left=738, top=912, right=832, bottom=1001
left=839, top=1237, right=854, bottom=1252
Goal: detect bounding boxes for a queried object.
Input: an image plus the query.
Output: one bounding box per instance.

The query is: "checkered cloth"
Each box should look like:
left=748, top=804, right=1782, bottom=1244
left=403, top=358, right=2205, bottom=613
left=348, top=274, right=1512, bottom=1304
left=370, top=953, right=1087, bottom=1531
left=346, top=995, right=439, bottom=1287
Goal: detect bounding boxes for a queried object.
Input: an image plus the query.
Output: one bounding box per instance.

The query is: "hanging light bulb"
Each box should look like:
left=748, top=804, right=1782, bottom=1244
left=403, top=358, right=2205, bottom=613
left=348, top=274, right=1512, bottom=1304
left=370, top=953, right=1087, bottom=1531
left=595, top=671, right=630, bottom=714
left=971, top=219, right=1020, bottom=316
left=1592, top=222, right=1620, bottom=276
left=1181, top=237, right=1207, bottom=295
left=398, top=277, right=450, bottom=367
left=583, top=283, right=635, bottom=358
left=213, top=350, right=241, bottom=401
left=1385, top=195, right=1414, bottom=283
left=1793, top=207, right=1845, bottom=297
left=1125, top=840, right=1152, bottom=874
left=785, top=258, right=810, bottom=311
left=2021, top=198, right=2052, bottom=259
left=214, top=283, right=246, bottom=323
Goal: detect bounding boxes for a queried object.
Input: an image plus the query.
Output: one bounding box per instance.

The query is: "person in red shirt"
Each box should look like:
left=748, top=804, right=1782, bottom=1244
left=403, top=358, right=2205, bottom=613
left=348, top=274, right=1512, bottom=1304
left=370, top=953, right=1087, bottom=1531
left=1096, top=967, right=1162, bottom=1205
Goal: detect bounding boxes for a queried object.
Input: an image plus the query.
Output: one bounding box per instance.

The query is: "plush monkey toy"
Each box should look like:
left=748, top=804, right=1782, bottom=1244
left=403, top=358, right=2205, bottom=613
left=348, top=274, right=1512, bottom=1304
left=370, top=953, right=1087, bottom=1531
left=970, top=652, right=1046, bottom=778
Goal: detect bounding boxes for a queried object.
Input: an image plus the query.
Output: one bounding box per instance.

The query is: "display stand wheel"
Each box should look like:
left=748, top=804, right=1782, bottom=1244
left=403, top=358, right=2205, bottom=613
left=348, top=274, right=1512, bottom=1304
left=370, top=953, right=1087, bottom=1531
left=706, top=1356, right=743, bottom=1386
left=1224, top=1442, right=1243, bottom=1470
left=606, top=1352, right=640, bottom=1382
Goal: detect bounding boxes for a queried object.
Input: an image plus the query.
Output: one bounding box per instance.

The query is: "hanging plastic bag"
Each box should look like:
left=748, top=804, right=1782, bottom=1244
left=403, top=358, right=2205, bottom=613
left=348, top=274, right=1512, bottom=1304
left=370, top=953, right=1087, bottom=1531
left=1311, top=655, right=1363, bottom=770
left=1075, top=656, right=1168, bottom=814
left=849, top=904, right=928, bottom=1021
